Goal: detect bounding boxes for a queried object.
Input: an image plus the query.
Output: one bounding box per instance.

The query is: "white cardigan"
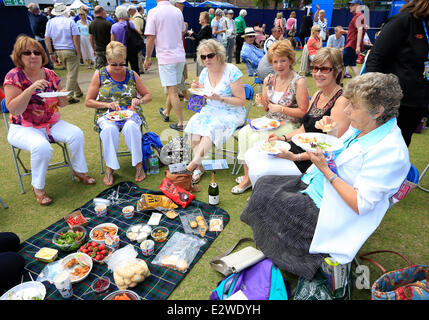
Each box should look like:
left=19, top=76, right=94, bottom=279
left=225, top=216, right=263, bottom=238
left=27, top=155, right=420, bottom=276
left=308, top=120, right=410, bottom=264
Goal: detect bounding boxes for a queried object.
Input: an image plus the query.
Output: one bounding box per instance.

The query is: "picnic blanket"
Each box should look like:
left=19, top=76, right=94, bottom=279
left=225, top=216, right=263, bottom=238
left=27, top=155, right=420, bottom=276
left=18, top=181, right=230, bottom=300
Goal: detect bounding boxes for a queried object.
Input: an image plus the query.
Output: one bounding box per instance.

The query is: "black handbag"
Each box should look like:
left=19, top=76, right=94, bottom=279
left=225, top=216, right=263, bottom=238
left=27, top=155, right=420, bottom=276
left=125, top=21, right=144, bottom=54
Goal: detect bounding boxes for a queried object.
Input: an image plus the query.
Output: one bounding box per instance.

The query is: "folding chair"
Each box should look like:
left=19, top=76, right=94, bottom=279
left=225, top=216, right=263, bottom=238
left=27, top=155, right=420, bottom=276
left=1, top=98, right=74, bottom=194
left=417, top=163, right=429, bottom=193
left=94, top=107, right=148, bottom=174
left=242, top=58, right=264, bottom=94
left=299, top=44, right=311, bottom=76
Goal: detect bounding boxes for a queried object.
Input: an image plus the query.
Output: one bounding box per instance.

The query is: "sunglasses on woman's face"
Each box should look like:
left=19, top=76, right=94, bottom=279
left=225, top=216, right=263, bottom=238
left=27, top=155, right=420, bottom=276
left=200, top=52, right=216, bottom=60
left=311, top=66, right=334, bottom=74
left=109, top=62, right=127, bottom=67
left=21, top=50, right=42, bottom=56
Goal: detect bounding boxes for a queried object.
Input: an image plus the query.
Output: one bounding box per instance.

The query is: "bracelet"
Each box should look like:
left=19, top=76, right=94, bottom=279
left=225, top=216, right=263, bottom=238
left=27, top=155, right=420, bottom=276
left=297, top=153, right=302, bottom=162
left=328, top=173, right=338, bottom=183
left=282, top=135, right=287, bottom=142
left=281, top=106, right=285, bottom=113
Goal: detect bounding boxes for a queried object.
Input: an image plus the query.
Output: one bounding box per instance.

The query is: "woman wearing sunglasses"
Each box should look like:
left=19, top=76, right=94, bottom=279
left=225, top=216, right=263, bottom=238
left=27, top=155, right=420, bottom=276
left=3, top=35, right=95, bottom=205
left=184, top=39, right=247, bottom=183
left=85, top=41, right=152, bottom=186
left=76, top=9, right=95, bottom=69
left=244, top=47, right=350, bottom=186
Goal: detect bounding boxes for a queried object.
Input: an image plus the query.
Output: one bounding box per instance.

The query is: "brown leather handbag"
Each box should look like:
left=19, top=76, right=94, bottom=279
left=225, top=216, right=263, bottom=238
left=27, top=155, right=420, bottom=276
left=164, top=170, right=200, bottom=192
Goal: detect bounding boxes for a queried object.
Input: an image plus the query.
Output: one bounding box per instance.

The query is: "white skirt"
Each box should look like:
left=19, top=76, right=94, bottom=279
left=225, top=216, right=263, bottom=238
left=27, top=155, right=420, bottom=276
left=80, top=35, right=95, bottom=61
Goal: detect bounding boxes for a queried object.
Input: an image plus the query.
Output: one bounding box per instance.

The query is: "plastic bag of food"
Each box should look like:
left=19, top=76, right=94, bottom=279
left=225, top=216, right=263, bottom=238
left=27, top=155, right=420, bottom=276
left=105, top=244, right=150, bottom=290
left=152, top=232, right=206, bottom=273
left=136, top=193, right=178, bottom=211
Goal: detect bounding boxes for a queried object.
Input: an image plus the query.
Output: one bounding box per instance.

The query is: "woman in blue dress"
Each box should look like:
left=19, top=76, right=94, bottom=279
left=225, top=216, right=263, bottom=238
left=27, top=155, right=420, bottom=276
left=184, top=39, right=247, bottom=183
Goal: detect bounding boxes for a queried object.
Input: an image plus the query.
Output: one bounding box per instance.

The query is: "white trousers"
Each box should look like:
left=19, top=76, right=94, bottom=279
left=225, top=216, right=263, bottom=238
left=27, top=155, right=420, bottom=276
left=245, top=146, right=301, bottom=187
left=7, top=120, right=89, bottom=189
left=98, top=118, right=142, bottom=170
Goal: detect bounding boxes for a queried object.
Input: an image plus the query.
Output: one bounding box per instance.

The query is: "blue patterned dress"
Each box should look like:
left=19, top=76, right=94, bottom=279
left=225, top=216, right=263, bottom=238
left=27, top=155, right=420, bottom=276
left=184, top=63, right=246, bottom=148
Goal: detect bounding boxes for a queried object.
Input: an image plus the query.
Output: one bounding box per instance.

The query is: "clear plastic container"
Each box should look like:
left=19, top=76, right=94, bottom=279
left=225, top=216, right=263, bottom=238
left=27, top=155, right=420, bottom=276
left=103, top=290, right=140, bottom=300
left=91, top=276, right=110, bottom=293
left=52, top=226, right=87, bottom=252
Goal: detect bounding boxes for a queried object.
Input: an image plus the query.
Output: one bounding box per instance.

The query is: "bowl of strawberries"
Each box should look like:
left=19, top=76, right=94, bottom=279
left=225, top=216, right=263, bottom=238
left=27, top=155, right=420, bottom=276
left=79, top=241, right=112, bottom=264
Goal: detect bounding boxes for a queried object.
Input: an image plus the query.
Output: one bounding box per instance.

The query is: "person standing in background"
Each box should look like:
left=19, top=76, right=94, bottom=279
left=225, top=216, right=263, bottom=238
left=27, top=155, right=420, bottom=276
left=77, top=9, right=95, bottom=69
left=89, top=5, right=112, bottom=70
left=299, top=10, right=313, bottom=48
left=212, top=9, right=227, bottom=46
left=187, top=11, right=212, bottom=76
left=209, top=8, right=215, bottom=25
left=225, top=10, right=237, bottom=63
left=128, top=5, right=146, bottom=74
left=235, top=9, right=247, bottom=64
left=314, top=4, right=329, bottom=41
left=45, top=2, right=83, bottom=104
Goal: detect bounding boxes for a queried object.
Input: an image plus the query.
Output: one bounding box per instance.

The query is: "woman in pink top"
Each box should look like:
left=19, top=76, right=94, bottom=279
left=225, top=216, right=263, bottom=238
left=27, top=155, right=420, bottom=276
left=3, top=35, right=95, bottom=205
left=307, top=25, right=322, bottom=60
left=286, top=11, right=297, bottom=36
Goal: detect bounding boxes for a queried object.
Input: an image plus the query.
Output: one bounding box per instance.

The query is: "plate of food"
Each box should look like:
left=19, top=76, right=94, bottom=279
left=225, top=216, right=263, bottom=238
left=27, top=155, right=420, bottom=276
left=37, top=91, right=71, bottom=98
left=292, top=132, right=343, bottom=153
left=0, top=281, right=46, bottom=300
left=105, top=109, right=134, bottom=122
left=249, top=117, right=281, bottom=131
left=89, top=223, right=119, bottom=244
left=60, top=252, right=93, bottom=283
left=258, top=140, right=291, bottom=155
left=188, top=87, right=213, bottom=97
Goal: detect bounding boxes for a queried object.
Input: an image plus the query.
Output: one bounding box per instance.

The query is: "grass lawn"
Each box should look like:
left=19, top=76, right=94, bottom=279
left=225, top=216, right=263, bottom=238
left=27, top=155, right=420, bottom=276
left=0, top=53, right=428, bottom=300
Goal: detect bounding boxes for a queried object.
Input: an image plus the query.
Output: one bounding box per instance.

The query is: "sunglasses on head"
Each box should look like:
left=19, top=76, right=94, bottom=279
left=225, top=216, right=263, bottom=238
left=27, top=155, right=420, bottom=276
left=109, top=62, right=127, bottom=67
left=311, top=66, right=334, bottom=74
left=200, top=52, right=216, bottom=60
left=21, top=50, right=42, bottom=56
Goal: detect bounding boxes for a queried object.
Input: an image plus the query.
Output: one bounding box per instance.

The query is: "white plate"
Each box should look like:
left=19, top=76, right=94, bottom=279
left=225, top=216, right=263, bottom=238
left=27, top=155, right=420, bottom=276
left=0, top=281, right=46, bottom=300
left=61, top=252, right=93, bottom=284
left=258, top=140, right=291, bottom=155
left=292, top=132, right=344, bottom=153
left=249, top=117, right=280, bottom=131
left=105, top=110, right=134, bottom=121
left=37, top=91, right=71, bottom=98
left=188, top=88, right=213, bottom=97
left=89, top=223, right=119, bottom=244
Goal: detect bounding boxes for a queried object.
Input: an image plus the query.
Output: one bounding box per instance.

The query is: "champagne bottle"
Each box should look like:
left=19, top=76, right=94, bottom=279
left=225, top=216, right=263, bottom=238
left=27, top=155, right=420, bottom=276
left=208, top=171, right=219, bottom=205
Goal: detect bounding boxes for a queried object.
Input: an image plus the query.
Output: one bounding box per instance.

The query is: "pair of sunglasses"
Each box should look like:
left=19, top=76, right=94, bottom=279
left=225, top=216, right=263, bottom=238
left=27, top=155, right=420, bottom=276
left=21, top=50, right=42, bottom=56
left=200, top=53, right=216, bottom=60
left=311, top=66, right=334, bottom=74
left=109, top=62, right=127, bottom=67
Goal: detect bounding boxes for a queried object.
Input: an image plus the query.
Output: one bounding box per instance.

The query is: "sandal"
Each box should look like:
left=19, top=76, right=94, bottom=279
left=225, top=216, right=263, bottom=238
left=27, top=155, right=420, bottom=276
left=32, top=187, right=52, bottom=206
left=231, top=183, right=252, bottom=194
left=235, top=176, right=244, bottom=184
left=135, top=165, right=146, bottom=182
left=73, top=172, right=96, bottom=185
left=103, top=170, right=114, bottom=186
left=191, top=168, right=205, bottom=184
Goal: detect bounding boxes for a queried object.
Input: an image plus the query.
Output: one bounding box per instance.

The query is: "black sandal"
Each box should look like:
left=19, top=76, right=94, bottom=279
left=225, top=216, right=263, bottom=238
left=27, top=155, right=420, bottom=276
left=170, top=123, right=184, bottom=131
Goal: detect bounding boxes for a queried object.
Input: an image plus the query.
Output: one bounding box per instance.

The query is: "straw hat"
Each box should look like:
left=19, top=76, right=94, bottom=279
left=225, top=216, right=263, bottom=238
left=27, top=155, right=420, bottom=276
left=242, top=27, right=257, bottom=38
left=51, top=3, right=68, bottom=16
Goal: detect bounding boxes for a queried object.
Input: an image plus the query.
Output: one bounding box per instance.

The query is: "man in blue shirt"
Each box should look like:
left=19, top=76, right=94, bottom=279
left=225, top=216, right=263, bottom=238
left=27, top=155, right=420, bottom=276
left=240, top=27, right=264, bottom=75
left=326, top=26, right=345, bottom=51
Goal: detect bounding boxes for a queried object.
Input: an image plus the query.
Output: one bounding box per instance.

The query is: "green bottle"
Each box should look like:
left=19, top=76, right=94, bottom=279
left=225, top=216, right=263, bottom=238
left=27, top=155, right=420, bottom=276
left=208, top=171, right=219, bottom=205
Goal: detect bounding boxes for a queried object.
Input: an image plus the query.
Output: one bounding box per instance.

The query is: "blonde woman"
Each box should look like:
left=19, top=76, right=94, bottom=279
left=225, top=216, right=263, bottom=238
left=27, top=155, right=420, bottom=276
left=85, top=41, right=152, bottom=186
left=274, top=12, right=286, bottom=36
left=232, top=40, right=309, bottom=194
left=184, top=39, right=246, bottom=183
left=77, top=9, right=95, bottom=68
left=286, top=11, right=297, bottom=36
left=307, top=25, right=322, bottom=61
left=314, top=4, right=329, bottom=41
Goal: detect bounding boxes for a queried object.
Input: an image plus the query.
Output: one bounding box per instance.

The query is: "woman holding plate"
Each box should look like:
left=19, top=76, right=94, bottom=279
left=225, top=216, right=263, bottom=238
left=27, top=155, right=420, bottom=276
left=245, top=47, right=350, bottom=186
left=241, top=72, right=410, bottom=280
left=85, top=41, right=152, bottom=186
left=184, top=39, right=247, bottom=183
left=3, top=35, right=95, bottom=205
left=232, top=39, right=309, bottom=194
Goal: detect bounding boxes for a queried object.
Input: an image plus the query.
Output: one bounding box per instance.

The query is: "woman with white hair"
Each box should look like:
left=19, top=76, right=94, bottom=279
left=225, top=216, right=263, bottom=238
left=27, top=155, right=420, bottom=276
left=235, top=9, right=247, bottom=64
left=110, top=5, right=140, bottom=74
left=314, top=4, right=329, bottom=41
left=212, top=9, right=227, bottom=46
left=185, top=39, right=246, bottom=183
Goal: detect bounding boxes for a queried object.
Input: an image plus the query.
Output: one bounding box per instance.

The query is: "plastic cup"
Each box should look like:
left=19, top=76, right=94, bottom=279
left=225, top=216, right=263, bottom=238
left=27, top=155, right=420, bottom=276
left=122, top=206, right=135, bottom=219
left=54, top=271, right=73, bottom=299
left=94, top=205, right=107, bottom=217
left=140, top=240, right=155, bottom=257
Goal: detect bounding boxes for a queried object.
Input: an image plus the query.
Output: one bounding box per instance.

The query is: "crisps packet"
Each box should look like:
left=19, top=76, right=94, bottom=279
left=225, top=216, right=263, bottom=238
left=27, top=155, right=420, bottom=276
left=136, top=194, right=178, bottom=211
left=159, top=178, right=195, bottom=208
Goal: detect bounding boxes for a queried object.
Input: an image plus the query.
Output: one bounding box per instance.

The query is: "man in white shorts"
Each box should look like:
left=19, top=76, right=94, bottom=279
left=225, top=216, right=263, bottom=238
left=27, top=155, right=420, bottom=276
left=144, top=0, right=186, bottom=131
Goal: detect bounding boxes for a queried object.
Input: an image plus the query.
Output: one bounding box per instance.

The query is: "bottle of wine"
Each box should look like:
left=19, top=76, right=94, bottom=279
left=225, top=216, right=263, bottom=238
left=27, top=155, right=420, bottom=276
left=208, top=171, right=219, bottom=206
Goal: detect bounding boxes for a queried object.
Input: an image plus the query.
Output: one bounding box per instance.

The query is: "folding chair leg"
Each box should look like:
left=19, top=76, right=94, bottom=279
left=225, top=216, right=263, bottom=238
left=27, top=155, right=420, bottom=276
left=99, top=136, right=104, bottom=174
left=11, top=147, right=25, bottom=194
left=418, top=164, right=429, bottom=192
left=62, top=144, right=75, bottom=181
left=0, top=196, right=8, bottom=209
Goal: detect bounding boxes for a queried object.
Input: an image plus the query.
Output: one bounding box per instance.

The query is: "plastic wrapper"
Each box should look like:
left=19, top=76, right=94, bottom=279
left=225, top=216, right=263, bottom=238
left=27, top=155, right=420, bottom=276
left=105, top=244, right=150, bottom=290
left=136, top=193, right=178, bottom=211
left=152, top=232, right=206, bottom=273
left=179, top=208, right=208, bottom=237
left=159, top=178, right=195, bottom=208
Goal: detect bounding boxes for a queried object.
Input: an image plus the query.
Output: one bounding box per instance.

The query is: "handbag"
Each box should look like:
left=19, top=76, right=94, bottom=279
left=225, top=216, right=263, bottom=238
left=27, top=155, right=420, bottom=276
left=209, top=237, right=265, bottom=277
left=360, top=250, right=429, bottom=300
left=125, top=21, right=145, bottom=54
left=164, top=169, right=199, bottom=192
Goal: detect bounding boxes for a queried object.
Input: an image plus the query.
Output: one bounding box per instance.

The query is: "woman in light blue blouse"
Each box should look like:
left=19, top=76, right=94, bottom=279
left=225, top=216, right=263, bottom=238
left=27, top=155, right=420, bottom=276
left=77, top=9, right=95, bottom=68
left=185, top=39, right=246, bottom=183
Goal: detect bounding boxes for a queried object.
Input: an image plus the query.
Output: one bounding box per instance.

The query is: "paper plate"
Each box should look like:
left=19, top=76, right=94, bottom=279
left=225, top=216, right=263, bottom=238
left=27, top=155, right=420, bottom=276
left=258, top=140, right=291, bottom=156
left=37, top=91, right=71, bottom=98
left=0, top=281, right=46, bottom=300
left=188, top=88, right=213, bottom=97
left=292, top=132, right=343, bottom=153
left=61, top=252, right=93, bottom=284
left=249, top=117, right=280, bottom=131
left=105, top=110, right=134, bottom=121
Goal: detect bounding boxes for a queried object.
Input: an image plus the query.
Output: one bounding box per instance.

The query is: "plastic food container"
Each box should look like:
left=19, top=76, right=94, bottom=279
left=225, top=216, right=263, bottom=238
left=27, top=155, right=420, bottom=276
left=140, top=240, right=155, bottom=256
left=126, top=224, right=152, bottom=243
left=103, top=290, right=140, bottom=300
left=52, top=226, right=87, bottom=252
left=94, top=204, right=107, bottom=217
left=151, top=227, right=169, bottom=243
left=91, top=276, right=110, bottom=293
left=122, top=206, right=135, bottom=219
left=35, top=247, right=58, bottom=263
